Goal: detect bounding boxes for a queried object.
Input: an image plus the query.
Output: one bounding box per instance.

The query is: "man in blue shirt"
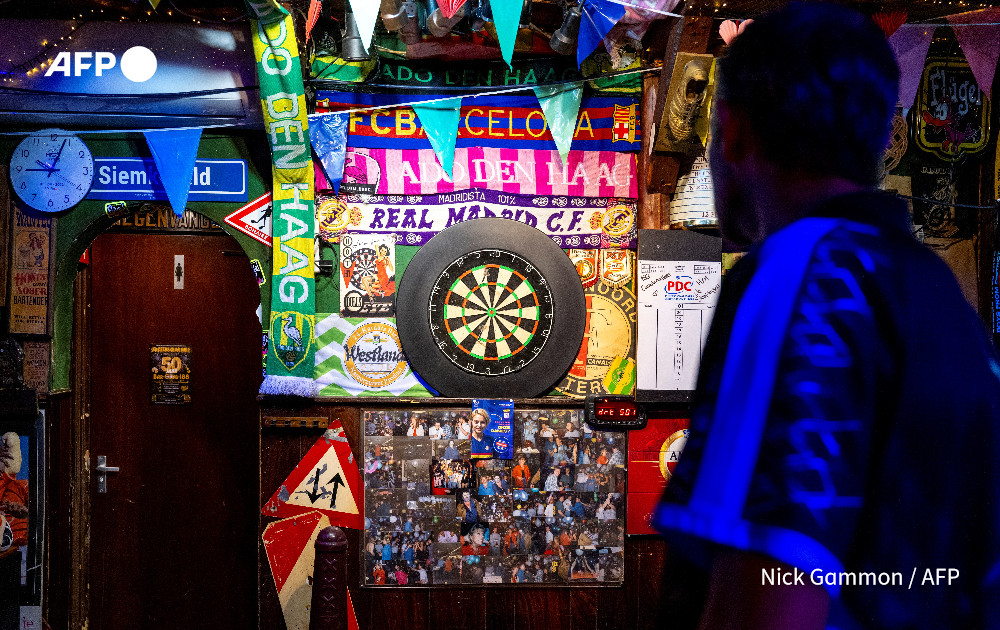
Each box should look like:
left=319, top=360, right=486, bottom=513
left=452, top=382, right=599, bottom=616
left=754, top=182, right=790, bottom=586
left=654, top=4, right=1000, bottom=629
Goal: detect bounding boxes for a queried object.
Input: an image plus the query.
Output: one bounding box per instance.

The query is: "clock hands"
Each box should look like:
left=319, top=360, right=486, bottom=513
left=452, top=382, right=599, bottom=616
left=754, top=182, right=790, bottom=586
left=25, top=159, right=57, bottom=173
left=47, top=139, right=67, bottom=177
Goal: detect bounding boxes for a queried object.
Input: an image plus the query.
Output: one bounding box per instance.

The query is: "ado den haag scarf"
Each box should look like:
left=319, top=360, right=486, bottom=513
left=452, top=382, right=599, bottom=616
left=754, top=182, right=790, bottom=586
left=250, top=3, right=318, bottom=396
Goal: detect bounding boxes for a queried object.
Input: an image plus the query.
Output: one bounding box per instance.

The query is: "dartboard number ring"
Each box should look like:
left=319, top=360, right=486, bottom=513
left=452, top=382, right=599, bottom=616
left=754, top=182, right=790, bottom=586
left=429, top=249, right=555, bottom=377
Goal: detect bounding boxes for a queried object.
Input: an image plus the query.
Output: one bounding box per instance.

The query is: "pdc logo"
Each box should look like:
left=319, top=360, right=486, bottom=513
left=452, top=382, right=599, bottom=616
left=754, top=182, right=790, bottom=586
left=665, top=275, right=694, bottom=295
left=45, top=46, right=158, bottom=82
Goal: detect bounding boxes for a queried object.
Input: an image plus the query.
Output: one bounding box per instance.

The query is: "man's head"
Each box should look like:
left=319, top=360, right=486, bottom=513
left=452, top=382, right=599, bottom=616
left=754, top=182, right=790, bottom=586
left=710, top=3, right=898, bottom=242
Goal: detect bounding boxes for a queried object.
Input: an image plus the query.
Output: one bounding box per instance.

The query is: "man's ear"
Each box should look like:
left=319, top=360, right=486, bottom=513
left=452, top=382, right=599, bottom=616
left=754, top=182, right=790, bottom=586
left=715, top=101, right=753, bottom=164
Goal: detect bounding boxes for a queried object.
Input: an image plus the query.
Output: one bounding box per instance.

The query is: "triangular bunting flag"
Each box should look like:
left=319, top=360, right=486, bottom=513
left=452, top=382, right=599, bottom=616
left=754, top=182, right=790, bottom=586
left=309, top=113, right=350, bottom=194
left=262, top=421, right=364, bottom=529
left=888, top=24, right=935, bottom=110
left=947, top=8, right=1000, bottom=100
left=143, top=128, right=202, bottom=217
left=305, top=0, right=322, bottom=42
left=491, top=0, right=522, bottom=68
left=533, top=82, right=584, bottom=167
left=439, top=0, right=467, bottom=20
left=579, top=0, right=627, bottom=68
left=348, top=0, right=381, bottom=54
left=412, top=98, right=464, bottom=178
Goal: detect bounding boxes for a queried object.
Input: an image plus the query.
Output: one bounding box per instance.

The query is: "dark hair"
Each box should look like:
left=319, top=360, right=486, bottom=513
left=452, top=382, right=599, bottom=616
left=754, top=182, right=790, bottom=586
left=717, top=3, right=898, bottom=185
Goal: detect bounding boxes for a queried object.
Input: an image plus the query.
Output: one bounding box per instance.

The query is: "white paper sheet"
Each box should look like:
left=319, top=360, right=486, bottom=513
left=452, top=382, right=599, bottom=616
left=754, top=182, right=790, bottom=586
left=637, top=260, right=722, bottom=391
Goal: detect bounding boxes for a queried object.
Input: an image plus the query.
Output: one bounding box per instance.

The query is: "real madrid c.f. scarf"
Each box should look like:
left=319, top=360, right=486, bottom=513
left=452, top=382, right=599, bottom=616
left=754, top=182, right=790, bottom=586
left=249, top=6, right=318, bottom=397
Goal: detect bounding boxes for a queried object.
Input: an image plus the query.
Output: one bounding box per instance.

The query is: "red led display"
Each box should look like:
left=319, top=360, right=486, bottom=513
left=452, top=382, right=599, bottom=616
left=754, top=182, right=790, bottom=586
left=595, top=400, right=638, bottom=419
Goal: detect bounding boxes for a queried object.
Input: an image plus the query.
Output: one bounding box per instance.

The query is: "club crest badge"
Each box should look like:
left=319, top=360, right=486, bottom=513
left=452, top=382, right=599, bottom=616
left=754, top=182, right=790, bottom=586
left=600, top=200, right=637, bottom=248
left=600, top=249, right=633, bottom=289
left=568, top=249, right=599, bottom=288
left=270, top=311, right=315, bottom=371
left=611, top=104, right=638, bottom=144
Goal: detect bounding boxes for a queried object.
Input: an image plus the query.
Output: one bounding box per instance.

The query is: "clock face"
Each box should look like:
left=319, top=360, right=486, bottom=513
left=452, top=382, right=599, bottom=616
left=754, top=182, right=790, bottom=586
left=10, top=130, right=94, bottom=212
left=396, top=217, right=586, bottom=398
left=429, top=249, right=554, bottom=376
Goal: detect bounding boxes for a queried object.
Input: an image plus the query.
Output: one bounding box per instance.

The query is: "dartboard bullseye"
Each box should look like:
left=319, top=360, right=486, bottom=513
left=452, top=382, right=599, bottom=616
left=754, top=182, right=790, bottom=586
left=397, top=218, right=586, bottom=398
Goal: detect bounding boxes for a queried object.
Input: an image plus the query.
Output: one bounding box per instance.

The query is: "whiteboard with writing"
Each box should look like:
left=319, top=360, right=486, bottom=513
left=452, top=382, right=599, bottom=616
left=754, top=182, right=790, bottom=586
left=636, top=260, right=721, bottom=391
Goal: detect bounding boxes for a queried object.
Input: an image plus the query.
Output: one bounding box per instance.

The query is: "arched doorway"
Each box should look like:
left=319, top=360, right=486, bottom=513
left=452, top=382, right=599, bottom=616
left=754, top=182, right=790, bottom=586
left=78, top=220, right=262, bottom=628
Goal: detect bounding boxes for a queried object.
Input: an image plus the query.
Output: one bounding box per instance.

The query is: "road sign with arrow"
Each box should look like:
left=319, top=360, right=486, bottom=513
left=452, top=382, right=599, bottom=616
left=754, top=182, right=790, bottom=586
left=262, top=420, right=363, bottom=529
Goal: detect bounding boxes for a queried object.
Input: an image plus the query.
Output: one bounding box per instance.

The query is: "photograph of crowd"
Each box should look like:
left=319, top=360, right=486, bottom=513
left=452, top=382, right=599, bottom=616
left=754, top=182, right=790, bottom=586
left=362, top=408, right=627, bottom=586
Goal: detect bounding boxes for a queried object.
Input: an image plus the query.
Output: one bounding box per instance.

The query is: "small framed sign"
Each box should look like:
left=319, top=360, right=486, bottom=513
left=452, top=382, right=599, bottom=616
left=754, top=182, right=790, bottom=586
left=914, top=57, right=990, bottom=161
left=150, top=344, right=191, bottom=404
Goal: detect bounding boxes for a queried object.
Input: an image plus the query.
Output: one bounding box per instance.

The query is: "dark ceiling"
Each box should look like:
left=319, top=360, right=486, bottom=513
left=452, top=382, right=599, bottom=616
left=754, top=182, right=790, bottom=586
left=0, top=0, right=993, bottom=26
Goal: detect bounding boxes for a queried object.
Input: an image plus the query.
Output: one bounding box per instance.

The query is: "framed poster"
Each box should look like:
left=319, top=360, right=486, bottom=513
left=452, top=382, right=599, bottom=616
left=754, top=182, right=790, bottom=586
left=150, top=344, right=192, bottom=404
left=9, top=205, right=52, bottom=335
left=914, top=57, right=990, bottom=161
left=362, top=408, right=626, bottom=587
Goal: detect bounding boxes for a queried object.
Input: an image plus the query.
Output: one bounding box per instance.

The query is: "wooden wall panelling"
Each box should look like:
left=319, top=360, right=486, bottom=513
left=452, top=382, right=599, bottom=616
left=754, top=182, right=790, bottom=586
left=512, top=588, right=570, bottom=630
left=639, top=69, right=666, bottom=230
left=68, top=259, right=91, bottom=630
left=569, top=588, right=598, bottom=630
left=487, top=587, right=518, bottom=630
left=429, top=587, right=484, bottom=629
left=634, top=538, right=668, bottom=630
left=42, top=391, right=73, bottom=630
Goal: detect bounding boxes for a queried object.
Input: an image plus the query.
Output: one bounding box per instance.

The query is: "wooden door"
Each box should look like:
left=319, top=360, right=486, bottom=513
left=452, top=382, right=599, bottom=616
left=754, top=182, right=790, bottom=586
left=88, top=231, right=261, bottom=629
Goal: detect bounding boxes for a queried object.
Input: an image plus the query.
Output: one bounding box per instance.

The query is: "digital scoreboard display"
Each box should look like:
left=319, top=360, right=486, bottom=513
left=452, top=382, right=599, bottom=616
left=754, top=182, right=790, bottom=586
left=584, top=395, right=647, bottom=430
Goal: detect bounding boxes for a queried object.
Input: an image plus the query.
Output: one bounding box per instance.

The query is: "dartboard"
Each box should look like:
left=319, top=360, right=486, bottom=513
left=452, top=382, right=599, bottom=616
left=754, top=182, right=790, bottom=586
left=430, top=250, right=553, bottom=375
left=344, top=247, right=378, bottom=290
left=397, top=218, right=585, bottom=398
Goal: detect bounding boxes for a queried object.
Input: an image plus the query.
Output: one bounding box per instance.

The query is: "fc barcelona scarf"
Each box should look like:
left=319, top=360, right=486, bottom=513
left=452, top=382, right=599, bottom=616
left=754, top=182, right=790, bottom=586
left=249, top=6, right=317, bottom=397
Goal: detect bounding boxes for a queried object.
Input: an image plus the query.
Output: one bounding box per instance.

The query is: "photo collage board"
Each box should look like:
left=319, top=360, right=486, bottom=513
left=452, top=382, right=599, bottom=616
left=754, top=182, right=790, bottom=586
left=362, top=408, right=627, bottom=587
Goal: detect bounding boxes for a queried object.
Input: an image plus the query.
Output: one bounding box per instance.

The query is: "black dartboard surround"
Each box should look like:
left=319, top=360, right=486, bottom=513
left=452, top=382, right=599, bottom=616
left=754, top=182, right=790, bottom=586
left=397, top=218, right=586, bottom=398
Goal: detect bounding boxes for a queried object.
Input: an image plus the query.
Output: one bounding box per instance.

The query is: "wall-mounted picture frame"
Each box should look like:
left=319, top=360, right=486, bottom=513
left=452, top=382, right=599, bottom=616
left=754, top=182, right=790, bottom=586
left=0, top=410, right=45, bottom=628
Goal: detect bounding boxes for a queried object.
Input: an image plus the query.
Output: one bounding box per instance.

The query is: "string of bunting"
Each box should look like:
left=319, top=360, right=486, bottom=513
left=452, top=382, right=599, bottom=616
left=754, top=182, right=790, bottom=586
left=307, top=65, right=660, bottom=118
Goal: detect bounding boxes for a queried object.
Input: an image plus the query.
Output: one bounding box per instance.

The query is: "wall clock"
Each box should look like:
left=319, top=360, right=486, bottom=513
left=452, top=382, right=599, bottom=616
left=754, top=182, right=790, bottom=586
left=396, top=218, right=586, bottom=398
left=9, top=129, right=94, bottom=212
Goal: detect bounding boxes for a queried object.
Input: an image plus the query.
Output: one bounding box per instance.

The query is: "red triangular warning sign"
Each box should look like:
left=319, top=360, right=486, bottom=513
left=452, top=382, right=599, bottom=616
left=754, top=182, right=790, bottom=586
left=262, top=512, right=360, bottom=630
left=347, top=585, right=359, bottom=630
left=262, top=421, right=364, bottom=529
left=263, top=511, right=328, bottom=595
left=224, top=192, right=272, bottom=246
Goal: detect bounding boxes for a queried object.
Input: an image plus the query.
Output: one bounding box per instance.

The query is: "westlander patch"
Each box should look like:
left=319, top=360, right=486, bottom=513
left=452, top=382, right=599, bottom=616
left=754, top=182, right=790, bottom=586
left=343, top=321, right=408, bottom=389
left=314, top=314, right=430, bottom=397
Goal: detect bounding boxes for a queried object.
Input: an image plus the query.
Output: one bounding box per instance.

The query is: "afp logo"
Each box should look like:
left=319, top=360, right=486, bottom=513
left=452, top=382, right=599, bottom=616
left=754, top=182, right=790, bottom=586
left=45, top=46, right=157, bottom=82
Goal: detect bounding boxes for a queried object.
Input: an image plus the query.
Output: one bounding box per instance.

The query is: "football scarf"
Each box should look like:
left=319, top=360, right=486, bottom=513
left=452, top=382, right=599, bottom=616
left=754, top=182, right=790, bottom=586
left=250, top=9, right=317, bottom=396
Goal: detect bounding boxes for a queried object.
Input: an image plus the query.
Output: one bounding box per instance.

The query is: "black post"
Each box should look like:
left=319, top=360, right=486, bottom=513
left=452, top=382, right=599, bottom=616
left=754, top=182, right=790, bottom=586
left=309, top=526, right=348, bottom=630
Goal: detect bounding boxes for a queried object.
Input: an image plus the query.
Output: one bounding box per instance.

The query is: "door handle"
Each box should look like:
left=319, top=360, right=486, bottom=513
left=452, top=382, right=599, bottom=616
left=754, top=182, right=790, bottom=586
left=96, top=455, right=120, bottom=494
